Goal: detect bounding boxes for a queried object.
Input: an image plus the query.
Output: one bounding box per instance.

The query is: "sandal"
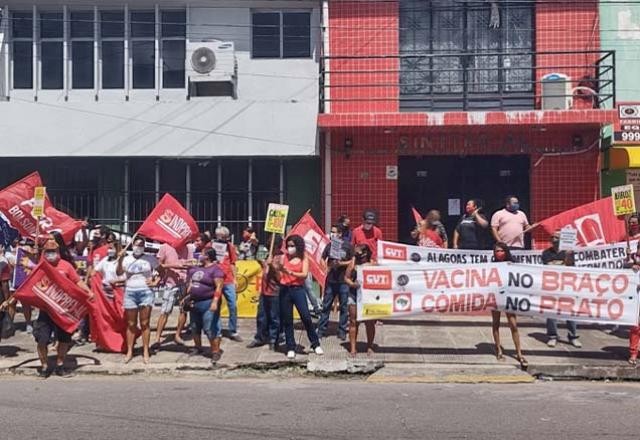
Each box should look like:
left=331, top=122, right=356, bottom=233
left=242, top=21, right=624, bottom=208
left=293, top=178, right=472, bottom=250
left=628, top=357, right=637, bottom=366
left=496, top=352, right=504, bottom=361
left=516, top=355, right=529, bottom=369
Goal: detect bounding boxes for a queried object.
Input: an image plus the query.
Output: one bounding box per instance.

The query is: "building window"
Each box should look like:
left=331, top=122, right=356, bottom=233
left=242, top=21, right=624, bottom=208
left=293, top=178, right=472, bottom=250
left=131, top=10, right=155, bottom=89
left=252, top=11, right=311, bottom=59
left=161, top=10, right=186, bottom=88
left=101, top=11, right=125, bottom=89
left=71, top=11, right=95, bottom=89
left=12, top=12, right=33, bottom=89
left=40, top=12, right=64, bottom=90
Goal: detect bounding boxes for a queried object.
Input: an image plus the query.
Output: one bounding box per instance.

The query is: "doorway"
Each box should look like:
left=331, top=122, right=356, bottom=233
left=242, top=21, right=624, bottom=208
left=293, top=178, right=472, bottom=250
left=397, top=155, right=530, bottom=247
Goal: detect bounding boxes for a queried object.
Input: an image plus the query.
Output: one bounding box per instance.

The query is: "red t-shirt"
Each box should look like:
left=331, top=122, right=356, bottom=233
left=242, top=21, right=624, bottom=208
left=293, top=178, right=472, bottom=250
left=280, top=255, right=304, bottom=286
left=351, top=225, right=383, bottom=260
left=53, top=259, right=81, bottom=284
left=89, top=244, right=110, bottom=267
left=418, top=228, right=444, bottom=248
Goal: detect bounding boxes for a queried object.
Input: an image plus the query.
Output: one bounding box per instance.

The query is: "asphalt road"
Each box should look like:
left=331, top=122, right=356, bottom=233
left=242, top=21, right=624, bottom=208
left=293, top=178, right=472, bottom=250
left=0, top=377, right=638, bottom=440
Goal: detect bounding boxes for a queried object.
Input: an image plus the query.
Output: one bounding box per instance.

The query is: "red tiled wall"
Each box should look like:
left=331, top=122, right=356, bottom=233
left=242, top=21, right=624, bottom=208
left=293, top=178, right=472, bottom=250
left=328, top=0, right=399, bottom=113
left=535, top=1, right=601, bottom=109
left=328, top=128, right=600, bottom=244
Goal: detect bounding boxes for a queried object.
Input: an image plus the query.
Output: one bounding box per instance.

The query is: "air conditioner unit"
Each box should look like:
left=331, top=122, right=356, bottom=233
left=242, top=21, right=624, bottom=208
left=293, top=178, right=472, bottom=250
left=187, top=40, right=238, bottom=99
left=541, top=73, right=572, bottom=110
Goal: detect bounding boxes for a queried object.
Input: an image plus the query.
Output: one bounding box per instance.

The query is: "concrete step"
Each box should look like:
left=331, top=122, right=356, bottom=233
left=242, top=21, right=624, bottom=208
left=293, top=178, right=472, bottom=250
left=367, top=363, right=535, bottom=384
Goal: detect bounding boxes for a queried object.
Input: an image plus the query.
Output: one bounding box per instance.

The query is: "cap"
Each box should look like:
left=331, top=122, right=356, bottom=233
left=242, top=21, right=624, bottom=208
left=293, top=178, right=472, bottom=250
left=363, top=212, right=376, bottom=223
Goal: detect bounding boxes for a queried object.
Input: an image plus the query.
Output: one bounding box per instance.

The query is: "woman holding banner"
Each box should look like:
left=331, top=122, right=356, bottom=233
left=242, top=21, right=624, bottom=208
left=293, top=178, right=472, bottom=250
left=345, top=244, right=377, bottom=357
left=491, top=242, right=528, bottom=368
left=278, top=234, right=323, bottom=359
left=117, top=238, right=158, bottom=364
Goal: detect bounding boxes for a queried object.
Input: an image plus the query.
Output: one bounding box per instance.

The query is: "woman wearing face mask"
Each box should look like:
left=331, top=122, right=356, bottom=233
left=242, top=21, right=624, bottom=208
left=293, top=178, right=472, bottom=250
left=490, top=242, right=527, bottom=368
left=116, top=238, right=157, bottom=364
left=338, top=214, right=352, bottom=242
left=344, top=244, right=377, bottom=356
left=93, top=240, right=125, bottom=300
left=279, top=234, right=323, bottom=359
left=184, top=248, right=225, bottom=364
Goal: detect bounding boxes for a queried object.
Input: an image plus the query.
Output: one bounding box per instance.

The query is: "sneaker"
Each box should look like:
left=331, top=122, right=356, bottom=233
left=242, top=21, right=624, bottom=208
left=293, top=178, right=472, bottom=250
left=211, top=351, right=222, bottom=364
left=314, top=346, right=324, bottom=355
left=570, top=338, right=582, bottom=348
left=229, top=333, right=243, bottom=342
left=547, top=338, right=557, bottom=348
left=246, top=339, right=264, bottom=348
left=37, top=367, right=52, bottom=378
left=54, top=365, right=74, bottom=378
left=286, top=350, right=296, bottom=360
left=25, top=324, right=33, bottom=335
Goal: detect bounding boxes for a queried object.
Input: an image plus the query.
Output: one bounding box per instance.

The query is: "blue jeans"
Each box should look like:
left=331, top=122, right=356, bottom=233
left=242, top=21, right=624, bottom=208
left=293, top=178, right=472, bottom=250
left=317, top=282, right=349, bottom=337
left=279, top=285, right=320, bottom=351
left=254, top=295, right=280, bottom=344
left=546, top=319, right=578, bottom=340
left=222, top=283, right=238, bottom=335
left=190, top=298, right=221, bottom=341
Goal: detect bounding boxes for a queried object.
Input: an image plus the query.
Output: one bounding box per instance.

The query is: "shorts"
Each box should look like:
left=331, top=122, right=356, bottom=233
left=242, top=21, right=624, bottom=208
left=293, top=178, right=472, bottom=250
left=123, top=288, right=155, bottom=310
left=347, top=289, right=357, bottom=306
left=190, top=298, right=221, bottom=341
left=33, top=311, right=72, bottom=345
left=160, top=286, right=182, bottom=315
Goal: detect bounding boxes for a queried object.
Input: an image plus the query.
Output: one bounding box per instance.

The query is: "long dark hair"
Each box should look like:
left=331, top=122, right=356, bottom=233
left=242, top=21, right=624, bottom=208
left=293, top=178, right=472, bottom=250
left=51, top=231, right=74, bottom=263
left=492, top=242, right=514, bottom=263
left=286, top=235, right=306, bottom=259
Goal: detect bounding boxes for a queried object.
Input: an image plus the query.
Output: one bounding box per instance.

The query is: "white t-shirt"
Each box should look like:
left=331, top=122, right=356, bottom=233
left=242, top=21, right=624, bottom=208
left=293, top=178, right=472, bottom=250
left=94, top=257, right=125, bottom=286
left=121, top=255, right=153, bottom=290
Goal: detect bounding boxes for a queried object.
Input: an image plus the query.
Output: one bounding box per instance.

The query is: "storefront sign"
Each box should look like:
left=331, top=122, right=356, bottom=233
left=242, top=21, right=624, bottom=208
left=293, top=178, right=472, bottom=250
left=615, top=103, right=640, bottom=143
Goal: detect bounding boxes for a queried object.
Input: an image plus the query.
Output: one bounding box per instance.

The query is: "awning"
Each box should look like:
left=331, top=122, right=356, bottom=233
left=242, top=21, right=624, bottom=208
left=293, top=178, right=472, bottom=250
left=609, top=146, right=640, bottom=169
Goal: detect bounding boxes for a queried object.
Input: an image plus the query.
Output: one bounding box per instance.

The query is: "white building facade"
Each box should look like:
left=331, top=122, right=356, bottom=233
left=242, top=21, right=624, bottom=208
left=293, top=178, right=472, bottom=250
left=0, top=0, right=322, bottom=238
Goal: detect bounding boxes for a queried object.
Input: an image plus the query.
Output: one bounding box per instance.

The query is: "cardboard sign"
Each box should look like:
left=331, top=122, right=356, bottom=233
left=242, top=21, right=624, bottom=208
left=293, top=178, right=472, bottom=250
left=558, top=226, right=578, bottom=251
left=264, top=203, right=289, bottom=234
left=612, top=184, right=636, bottom=216
left=31, top=186, right=46, bottom=218
left=329, top=237, right=344, bottom=260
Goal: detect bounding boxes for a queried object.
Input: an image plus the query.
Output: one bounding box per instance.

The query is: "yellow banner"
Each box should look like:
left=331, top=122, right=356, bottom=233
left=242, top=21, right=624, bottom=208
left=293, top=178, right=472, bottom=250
left=612, top=184, right=636, bottom=216
left=220, top=260, right=262, bottom=318
left=32, top=186, right=46, bottom=218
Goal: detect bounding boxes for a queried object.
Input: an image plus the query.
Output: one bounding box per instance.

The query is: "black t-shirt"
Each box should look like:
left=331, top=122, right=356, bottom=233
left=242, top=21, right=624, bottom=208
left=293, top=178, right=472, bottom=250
left=322, top=239, right=354, bottom=284
left=455, top=214, right=487, bottom=250
left=541, top=247, right=575, bottom=266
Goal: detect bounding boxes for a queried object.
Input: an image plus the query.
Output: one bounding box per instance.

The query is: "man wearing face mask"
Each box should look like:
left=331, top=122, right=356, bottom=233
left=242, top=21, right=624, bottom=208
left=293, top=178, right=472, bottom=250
left=542, top=230, right=580, bottom=348
left=317, top=225, right=353, bottom=340
left=628, top=215, right=640, bottom=241
left=351, top=211, right=383, bottom=261
left=212, top=226, right=241, bottom=342
left=490, top=195, right=537, bottom=250
left=32, top=239, right=94, bottom=377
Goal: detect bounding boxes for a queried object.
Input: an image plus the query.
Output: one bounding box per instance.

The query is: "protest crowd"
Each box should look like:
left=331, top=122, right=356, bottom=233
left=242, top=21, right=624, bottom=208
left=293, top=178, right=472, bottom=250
left=1, top=172, right=640, bottom=378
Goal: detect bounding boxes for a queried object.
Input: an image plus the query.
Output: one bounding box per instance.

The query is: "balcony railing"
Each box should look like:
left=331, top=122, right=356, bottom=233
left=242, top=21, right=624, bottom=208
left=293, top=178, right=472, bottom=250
left=319, top=50, right=615, bottom=113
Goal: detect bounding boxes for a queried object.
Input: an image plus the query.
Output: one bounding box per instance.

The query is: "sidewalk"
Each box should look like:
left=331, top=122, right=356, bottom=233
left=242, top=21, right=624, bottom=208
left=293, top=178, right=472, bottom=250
left=0, top=309, right=638, bottom=381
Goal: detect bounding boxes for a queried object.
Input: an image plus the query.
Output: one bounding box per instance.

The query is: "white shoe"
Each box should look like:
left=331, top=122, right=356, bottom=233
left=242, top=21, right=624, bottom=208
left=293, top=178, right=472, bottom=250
left=25, top=324, right=33, bottom=335
left=570, top=338, right=582, bottom=348
left=547, top=338, right=557, bottom=348
left=286, top=350, right=296, bottom=360
left=314, top=346, right=324, bottom=355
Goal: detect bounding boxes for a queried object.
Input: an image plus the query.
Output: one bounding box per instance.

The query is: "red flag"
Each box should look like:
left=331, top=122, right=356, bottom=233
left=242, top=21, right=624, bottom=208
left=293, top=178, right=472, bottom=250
left=538, top=197, right=626, bottom=246
left=0, top=172, right=84, bottom=243
left=288, top=212, right=329, bottom=288
left=411, top=206, right=423, bottom=225
left=137, top=194, right=199, bottom=248
left=14, top=261, right=89, bottom=334
left=88, top=274, right=127, bottom=353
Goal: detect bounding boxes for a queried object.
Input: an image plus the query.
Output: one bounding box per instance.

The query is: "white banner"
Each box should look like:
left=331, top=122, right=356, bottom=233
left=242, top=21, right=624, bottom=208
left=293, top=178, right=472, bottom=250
left=377, top=240, right=638, bottom=269
left=357, top=263, right=640, bottom=326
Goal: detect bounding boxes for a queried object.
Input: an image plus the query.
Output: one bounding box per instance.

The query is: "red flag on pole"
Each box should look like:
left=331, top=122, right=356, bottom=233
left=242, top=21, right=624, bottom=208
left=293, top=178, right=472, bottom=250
left=137, top=194, right=199, bottom=248
left=88, top=274, right=127, bottom=353
left=411, top=206, right=423, bottom=225
left=14, top=261, right=89, bottom=334
left=0, top=172, right=84, bottom=243
left=538, top=197, right=627, bottom=246
left=288, top=212, right=329, bottom=288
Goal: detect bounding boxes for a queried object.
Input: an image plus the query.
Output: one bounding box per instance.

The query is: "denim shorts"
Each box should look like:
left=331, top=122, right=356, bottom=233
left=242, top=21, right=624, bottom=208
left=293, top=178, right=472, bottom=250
left=347, top=289, right=357, bottom=306
left=190, top=298, right=221, bottom=341
left=124, top=288, right=155, bottom=310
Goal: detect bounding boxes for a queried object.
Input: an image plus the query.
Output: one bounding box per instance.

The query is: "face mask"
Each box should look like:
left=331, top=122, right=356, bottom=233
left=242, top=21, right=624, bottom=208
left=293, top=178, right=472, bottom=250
left=631, top=224, right=639, bottom=234
left=44, top=251, right=59, bottom=263
left=330, top=233, right=339, bottom=239
left=132, top=246, right=144, bottom=257
left=287, top=246, right=297, bottom=256
left=107, top=249, right=117, bottom=258
left=355, top=253, right=368, bottom=264
left=198, top=256, right=208, bottom=266
left=508, top=203, right=520, bottom=212
left=494, top=251, right=506, bottom=262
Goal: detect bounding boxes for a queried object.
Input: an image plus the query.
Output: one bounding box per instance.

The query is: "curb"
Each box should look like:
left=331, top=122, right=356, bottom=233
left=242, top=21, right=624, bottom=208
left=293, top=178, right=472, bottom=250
left=528, top=364, right=640, bottom=381
left=366, top=363, right=535, bottom=384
